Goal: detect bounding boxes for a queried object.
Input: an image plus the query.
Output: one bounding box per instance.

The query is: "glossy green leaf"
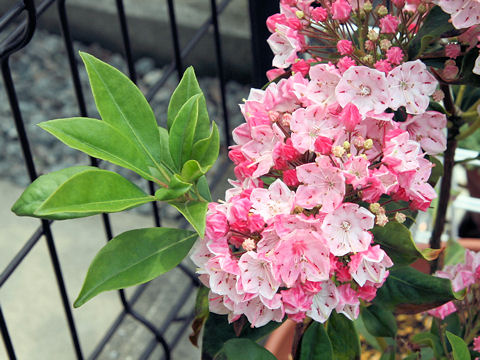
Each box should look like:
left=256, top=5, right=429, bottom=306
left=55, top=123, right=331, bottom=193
left=169, top=95, right=200, bottom=169
left=155, top=175, right=192, bottom=201
left=444, top=239, right=466, bottom=266
left=428, top=156, right=444, bottom=187
left=446, top=332, right=471, bottom=360
left=408, top=6, right=454, bottom=59
left=158, top=126, right=175, bottom=171
left=300, top=322, right=333, bottom=360
left=181, top=160, right=207, bottom=183
left=412, top=333, right=444, bottom=359
left=191, top=122, right=219, bottom=170
left=327, top=312, right=360, bottom=360
left=458, top=47, right=480, bottom=87
left=361, top=305, right=397, bottom=338
left=74, top=227, right=197, bottom=307
left=372, top=222, right=442, bottom=266
left=39, top=117, right=154, bottom=181
left=167, top=66, right=210, bottom=142
left=12, top=166, right=94, bottom=220
left=79, top=52, right=163, bottom=171
left=373, top=266, right=464, bottom=314
left=34, top=168, right=154, bottom=217
left=216, top=339, right=276, bottom=360
left=168, top=200, right=208, bottom=237
left=201, top=313, right=283, bottom=359
left=197, top=175, right=212, bottom=202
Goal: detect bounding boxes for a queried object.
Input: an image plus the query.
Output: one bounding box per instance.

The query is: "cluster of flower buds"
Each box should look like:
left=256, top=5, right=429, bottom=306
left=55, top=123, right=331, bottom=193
left=191, top=0, right=450, bottom=327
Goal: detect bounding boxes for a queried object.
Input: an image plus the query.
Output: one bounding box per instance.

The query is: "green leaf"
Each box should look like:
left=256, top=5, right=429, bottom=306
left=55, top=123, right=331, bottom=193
left=373, top=266, right=464, bottom=314
left=201, top=313, right=282, bottom=360
left=181, top=160, right=207, bottom=183
left=12, top=166, right=95, bottom=220
left=408, top=7, right=454, bottom=59
left=197, top=175, right=212, bottom=202
left=327, top=312, right=360, bottom=360
left=79, top=52, right=163, bottom=172
left=216, top=339, right=276, bottom=360
left=372, top=222, right=442, bottom=266
left=155, top=175, right=192, bottom=201
left=34, top=168, right=154, bottom=217
left=361, top=305, right=397, bottom=338
left=428, top=156, right=444, bottom=187
left=412, top=332, right=444, bottom=359
left=444, top=239, right=466, bottom=266
left=167, top=66, right=210, bottom=142
left=158, top=126, right=175, bottom=171
left=300, top=322, right=333, bottom=360
left=168, top=200, right=208, bottom=237
left=39, top=118, right=155, bottom=181
left=169, top=95, right=200, bottom=170
left=191, top=122, right=219, bottom=170
left=446, top=332, right=471, bottom=360
left=74, top=227, right=197, bottom=307
left=458, top=47, right=480, bottom=87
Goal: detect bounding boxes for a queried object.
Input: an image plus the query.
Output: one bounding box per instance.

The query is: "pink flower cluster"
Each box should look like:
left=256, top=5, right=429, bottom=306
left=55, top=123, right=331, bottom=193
left=428, top=250, right=480, bottom=320
left=191, top=58, right=446, bottom=327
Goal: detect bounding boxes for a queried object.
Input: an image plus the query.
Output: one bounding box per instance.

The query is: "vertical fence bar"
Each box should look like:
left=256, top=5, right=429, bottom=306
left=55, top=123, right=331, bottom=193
left=166, top=0, right=183, bottom=80
left=57, top=0, right=116, bottom=244
left=1, top=1, right=83, bottom=357
left=248, top=0, right=277, bottom=88
left=115, top=0, right=161, bottom=228
left=1, top=57, right=84, bottom=360
left=0, top=305, right=16, bottom=360
left=209, top=0, right=230, bottom=147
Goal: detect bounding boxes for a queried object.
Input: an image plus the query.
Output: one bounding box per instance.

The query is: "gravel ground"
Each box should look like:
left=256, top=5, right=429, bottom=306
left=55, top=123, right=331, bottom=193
left=0, top=29, right=248, bottom=193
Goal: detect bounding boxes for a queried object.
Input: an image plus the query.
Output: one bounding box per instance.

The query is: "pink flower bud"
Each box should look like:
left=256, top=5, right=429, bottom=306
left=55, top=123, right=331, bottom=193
left=314, top=135, right=333, bottom=154
left=331, top=0, right=352, bottom=22
left=442, top=59, right=459, bottom=80
left=310, top=6, right=328, bottom=22
left=291, top=59, right=310, bottom=76
left=337, top=39, right=354, bottom=55
left=374, top=59, right=392, bottom=73
left=337, top=56, right=356, bottom=73
left=266, top=68, right=286, bottom=81
left=283, top=169, right=300, bottom=186
left=386, top=46, right=404, bottom=65
left=380, top=14, right=399, bottom=34
left=445, top=43, right=461, bottom=59
left=340, top=103, right=362, bottom=132
left=392, top=0, right=405, bottom=8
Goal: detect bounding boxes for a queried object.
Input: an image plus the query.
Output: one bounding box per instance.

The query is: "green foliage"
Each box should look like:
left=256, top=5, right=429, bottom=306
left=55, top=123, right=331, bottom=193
left=80, top=52, right=168, bottom=178
left=408, top=6, right=454, bottom=59
left=372, top=222, right=442, bottom=267
left=201, top=313, right=283, bottom=359
left=12, top=166, right=94, bottom=220
left=168, top=200, right=208, bottom=237
left=447, top=332, right=471, bottom=360
left=361, top=305, right=397, bottom=338
left=327, top=312, right=361, bottom=360
left=167, top=66, right=210, bottom=143
left=215, top=339, right=276, bottom=360
left=74, top=227, right=197, bottom=307
left=373, top=266, right=464, bottom=313
left=155, top=175, right=192, bottom=201
left=13, top=167, right=153, bottom=219
left=444, top=239, right=466, bottom=266
left=300, top=322, right=333, bottom=360
left=412, top=332, right=444, bottom=359
left=39, top=118, right=155, bottom=181
left=190, top=286, right=210, bottom=347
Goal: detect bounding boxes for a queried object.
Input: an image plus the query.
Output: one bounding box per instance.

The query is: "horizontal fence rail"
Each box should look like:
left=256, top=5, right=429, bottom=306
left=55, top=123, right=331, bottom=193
left=0, top=0, right=277, bottom=359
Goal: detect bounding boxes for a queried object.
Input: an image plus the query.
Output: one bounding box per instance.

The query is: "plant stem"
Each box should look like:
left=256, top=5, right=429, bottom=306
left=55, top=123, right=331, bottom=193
left=430, top=84, right=459, bottom=273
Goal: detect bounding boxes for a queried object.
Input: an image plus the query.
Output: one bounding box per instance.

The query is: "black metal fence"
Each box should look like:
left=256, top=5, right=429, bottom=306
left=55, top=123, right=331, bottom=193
left=0, top=0, right=275, bottom=359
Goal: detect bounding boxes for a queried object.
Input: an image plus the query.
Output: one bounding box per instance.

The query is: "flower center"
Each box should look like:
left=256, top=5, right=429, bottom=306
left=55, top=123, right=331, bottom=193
left=359, top=84, right=371, bottom=96
left=341, top=220, right=351, bottom=231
